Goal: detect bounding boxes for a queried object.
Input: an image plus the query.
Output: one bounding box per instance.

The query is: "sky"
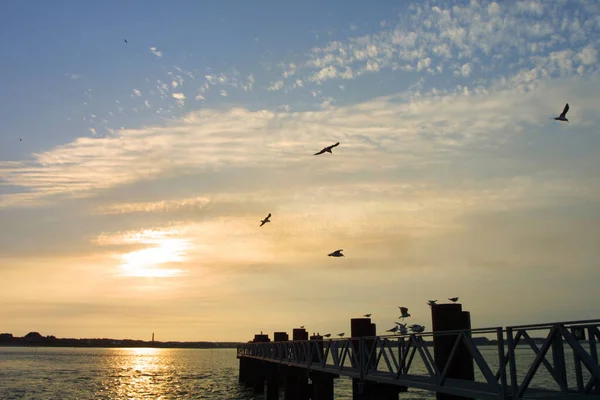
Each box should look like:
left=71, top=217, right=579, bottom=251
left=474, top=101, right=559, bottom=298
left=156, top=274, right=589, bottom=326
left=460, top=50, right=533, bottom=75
left=1, top=0, right=600, bottom=342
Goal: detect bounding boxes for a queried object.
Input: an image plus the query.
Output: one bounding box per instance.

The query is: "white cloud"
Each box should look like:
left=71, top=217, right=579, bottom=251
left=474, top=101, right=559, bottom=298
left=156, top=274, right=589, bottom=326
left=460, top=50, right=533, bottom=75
left=578, top=45, right=598, bottom=65
left=461, top=63, right=472, bottom=77
left=171, top=92, right=186, bottom=106
left=88, top=128, right=97, bottom=136
left=267, top=80, right=284, bottom=91
left=220, top=90, right=228, bottom=97
left=195, top=94, right=205, bottom=101
left=150, top=47, right=163, bottom=57
left=133, top=89, right=142, bottom=97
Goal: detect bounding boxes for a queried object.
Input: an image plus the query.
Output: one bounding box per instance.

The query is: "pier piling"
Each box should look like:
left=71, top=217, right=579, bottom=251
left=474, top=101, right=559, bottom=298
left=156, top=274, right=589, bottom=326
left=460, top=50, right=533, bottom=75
left=431, top=304, right=475, bottom=400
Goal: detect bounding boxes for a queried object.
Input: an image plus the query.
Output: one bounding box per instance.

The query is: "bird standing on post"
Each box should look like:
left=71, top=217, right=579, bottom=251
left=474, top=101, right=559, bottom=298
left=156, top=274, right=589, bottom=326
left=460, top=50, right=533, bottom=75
left=328, top=249, right=344, bottom=257
left=449, top=297, right=459, bottom=303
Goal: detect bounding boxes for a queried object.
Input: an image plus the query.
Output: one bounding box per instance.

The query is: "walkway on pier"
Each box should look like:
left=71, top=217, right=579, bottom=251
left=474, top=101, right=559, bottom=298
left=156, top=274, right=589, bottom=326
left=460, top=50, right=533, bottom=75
left=238, top=318, right=600, bottom=399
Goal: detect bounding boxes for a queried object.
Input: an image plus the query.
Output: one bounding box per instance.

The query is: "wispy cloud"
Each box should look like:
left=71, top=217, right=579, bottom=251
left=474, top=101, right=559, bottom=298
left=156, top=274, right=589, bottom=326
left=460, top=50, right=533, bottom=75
left=150, top=46, right=163, bottom=57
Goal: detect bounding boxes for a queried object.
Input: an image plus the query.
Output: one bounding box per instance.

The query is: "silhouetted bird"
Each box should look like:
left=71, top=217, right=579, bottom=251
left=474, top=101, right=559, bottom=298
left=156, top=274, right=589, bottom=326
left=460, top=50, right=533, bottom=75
left=300, top=325, right=305, bottom=329
left=259, top=213, right=271, bottom=227
left=323, top=333, right=331, bottom=338
left=427, top=300, right=437, bottom=306
left=124, top=39, right=128, bottom=44
left=363, top=313, right=371, bottom=318
left=552, top=103, right=569, bottom=122
left=314, top=142, right=340, bottom=155
left=398, top=306, right=411, bottom=319
left=449, top=297, right=459, bottom=303
left=328, top=249, right=344, bottom=257
left=386, top=326, right=399, bottom=333
left=338, top=332, right=345, bottom=337
left=409, top=324, right=425, bottom=333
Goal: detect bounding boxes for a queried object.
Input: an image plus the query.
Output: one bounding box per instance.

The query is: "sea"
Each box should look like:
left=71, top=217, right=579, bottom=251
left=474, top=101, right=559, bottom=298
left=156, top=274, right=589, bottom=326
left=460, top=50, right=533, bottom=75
left=0, top=345, right=588, bottom=399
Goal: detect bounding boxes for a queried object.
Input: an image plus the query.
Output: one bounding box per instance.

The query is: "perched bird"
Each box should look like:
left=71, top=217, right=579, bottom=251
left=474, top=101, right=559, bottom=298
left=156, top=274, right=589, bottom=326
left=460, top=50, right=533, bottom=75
left=552, top=103, right=569, bottom=122
left=338, top=333, right=345, bottom=337
left=363, top=314, right=371, bottom=318
left=259, top=213, right=271, bottom=227
left=124, top=39, right=128, bottom=44
left=394, top=322, right=407, bottom=327
left=328, top=249, right=344, bottom=257
left=300, top=325, right=305, bottom=329
left=409, top=324, right=425, bottom=333
left=427, top=300, right=437, bottom=306
left=448, top=297, right=459, bottom=303
left=386, top=326, right=399, bottom=333
left=398, top=306, right=411, bottom=319
left=323, top=333, right=331, bottom=338
left=314, top=142, right=340, bottom=155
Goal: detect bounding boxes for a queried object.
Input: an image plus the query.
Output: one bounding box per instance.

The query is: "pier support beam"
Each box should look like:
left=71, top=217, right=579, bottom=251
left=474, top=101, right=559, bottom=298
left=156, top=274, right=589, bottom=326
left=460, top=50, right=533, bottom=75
left=266, top=364, right=280, bottom=400
left=431, top=304, right=475, bottom=400
left=284, top=366, right=310, bottom=400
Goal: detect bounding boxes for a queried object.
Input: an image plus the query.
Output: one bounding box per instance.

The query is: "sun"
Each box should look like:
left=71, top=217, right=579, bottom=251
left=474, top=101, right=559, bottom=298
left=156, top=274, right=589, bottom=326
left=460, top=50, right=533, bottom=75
left=117, top=235, right=190, bottom=278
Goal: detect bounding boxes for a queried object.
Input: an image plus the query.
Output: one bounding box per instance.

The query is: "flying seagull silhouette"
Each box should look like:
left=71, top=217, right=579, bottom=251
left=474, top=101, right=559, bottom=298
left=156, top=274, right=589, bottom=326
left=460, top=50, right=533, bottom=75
left=328, top=249, right=344, bottom=257
left=124, top=39, right=128, bottom=44
left=552, top=103, right=569, bottom=122
left=398, top=307, right=411, bottom=319
left=259, top=213, right=271, bottom=227
left=363, top=314, right=371, bottom=318
left=314, top=142, right=340, bottom=155
left=449, top=297, right=459, bottom=303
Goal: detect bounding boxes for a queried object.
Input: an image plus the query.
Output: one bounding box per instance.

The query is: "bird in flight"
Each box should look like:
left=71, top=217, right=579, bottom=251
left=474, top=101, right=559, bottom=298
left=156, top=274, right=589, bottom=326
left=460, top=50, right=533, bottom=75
left=552, top=103, right=569, bottom=122
left=328, top=249, right=344, bottom=257
left=124, top=39, right=128, bottom=44
left=314, top=142, right=340, bottom=155
left=398, top=307, right=411, bottom=319
left=259, top=213, right=271, bottom=227
left=427, top=300, right=437, bottom=306
left=363, top=314, right=371, bottom=318
left=449, top=297, right=459, bottom=303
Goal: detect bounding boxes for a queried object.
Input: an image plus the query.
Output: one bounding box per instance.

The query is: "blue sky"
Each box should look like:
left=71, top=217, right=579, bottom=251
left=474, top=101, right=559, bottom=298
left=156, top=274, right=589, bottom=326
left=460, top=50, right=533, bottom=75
left=1, top=0, right=600, bottom=341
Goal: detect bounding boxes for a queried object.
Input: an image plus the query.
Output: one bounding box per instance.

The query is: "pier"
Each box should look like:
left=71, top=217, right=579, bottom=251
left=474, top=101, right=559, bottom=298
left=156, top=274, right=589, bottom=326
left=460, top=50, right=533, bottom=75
left=237, top=304, right=600, bottom=399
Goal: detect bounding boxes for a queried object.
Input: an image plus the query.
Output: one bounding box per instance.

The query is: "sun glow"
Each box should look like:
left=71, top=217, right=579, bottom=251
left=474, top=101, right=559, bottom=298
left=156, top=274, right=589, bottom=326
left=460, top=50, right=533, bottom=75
left=104, top=228, right=191, bottom=277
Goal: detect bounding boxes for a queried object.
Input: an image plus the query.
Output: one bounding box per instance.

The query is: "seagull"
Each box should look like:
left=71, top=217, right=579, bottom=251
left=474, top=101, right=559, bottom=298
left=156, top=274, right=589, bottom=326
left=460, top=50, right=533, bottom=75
left=323, top=333, right=331, bottom=338
left=386, top=326, right=399, bottom=333
left=427, top=300, right=437, bottom=306
left=395, top=322, right=407, bottom=327
left=259, top=213, right=271, bottom=227
left=314, top=142, right=340, bottom=156
left=552, top=103, right=569, bottom=122
left=300, top=326, right=305, bottom=329
left=363, top=314, right=371, bottom=318
left=338, top=333, right=345, bottom=337
left=124, top=39, right=128, bottom=44
left=409, top=324, right=425, bottom=333
left=328, top=249, right=344, bottom=257
left=449, top=297, right=459, bottom=303
left=398, top=306, right=411, bottom=319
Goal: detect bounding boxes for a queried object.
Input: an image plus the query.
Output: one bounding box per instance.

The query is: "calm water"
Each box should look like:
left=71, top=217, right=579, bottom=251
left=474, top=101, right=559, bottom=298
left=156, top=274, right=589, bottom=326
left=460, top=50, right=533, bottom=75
left=0, top=345, right=589, bottom=399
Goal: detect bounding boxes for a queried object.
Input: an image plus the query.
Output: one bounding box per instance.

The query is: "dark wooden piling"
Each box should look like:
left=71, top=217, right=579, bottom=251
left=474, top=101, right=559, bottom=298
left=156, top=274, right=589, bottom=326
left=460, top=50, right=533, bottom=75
left=351, top=318, right=404, bottom=400
left=431, top=304, right=475, bottom=400
left=284, top=328, right=310, bottom=400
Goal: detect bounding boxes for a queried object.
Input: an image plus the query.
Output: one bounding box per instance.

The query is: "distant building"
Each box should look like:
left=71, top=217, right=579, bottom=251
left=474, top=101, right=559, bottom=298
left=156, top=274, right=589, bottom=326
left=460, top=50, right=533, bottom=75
left=24, top=332, right=43, bottom=342
left=0, top=333, right=14, bottom=341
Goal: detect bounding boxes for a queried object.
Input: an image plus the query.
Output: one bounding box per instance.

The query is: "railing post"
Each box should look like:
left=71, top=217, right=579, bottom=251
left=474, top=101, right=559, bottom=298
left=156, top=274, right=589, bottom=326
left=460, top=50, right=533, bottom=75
left=496, top=327, right=508, bottom=399
left=505, top=327, right=518, bottom=399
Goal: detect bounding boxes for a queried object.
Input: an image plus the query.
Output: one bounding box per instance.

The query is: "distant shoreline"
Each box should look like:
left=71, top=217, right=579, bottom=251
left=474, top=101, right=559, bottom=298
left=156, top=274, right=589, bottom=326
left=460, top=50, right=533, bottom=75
left=0, top=333, right=241, bottom=349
